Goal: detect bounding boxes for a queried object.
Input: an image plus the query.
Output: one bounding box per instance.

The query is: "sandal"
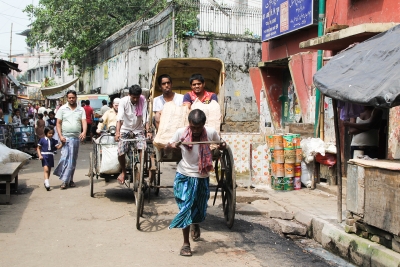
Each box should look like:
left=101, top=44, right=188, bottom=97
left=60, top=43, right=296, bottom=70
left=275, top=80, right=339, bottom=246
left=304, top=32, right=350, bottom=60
left=180, top=245, right=192, bottom=256
left=60, top=182, right=67, bottom=189
left=69, top=181, right=76, bottom=187
left=190, top=224, right=201, bottom=241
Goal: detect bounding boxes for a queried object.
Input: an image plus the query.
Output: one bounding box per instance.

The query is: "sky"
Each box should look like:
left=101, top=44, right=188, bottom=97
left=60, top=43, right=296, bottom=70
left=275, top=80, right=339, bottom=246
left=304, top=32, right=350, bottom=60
left=0, top=0, right=37, bottom=58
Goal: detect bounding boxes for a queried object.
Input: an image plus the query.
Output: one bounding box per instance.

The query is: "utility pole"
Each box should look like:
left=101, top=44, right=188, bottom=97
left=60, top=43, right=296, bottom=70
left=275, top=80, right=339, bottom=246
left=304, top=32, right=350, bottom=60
left=9, top=23, right=13, bottom=64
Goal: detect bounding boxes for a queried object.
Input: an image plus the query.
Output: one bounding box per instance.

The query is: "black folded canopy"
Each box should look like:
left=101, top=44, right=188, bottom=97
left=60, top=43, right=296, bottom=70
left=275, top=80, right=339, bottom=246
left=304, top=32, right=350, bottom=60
left=313, top=24, right=400, bottom=109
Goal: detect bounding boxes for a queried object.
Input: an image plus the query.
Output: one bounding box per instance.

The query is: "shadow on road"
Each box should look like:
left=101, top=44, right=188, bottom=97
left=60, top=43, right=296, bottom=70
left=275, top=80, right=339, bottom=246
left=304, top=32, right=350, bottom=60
left=0, top=178, right=34, bottom=233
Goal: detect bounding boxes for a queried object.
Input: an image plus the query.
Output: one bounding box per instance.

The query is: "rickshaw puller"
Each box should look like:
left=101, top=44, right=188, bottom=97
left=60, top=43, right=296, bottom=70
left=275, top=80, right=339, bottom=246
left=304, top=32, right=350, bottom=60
left=166, top=109, right=225, bottom=256
left=115, top=85, right=151, bottom=184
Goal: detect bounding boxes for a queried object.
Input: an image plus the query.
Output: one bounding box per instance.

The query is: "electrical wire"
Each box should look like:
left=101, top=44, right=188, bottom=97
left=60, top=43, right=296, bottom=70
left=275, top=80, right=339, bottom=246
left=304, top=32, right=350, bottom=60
left=0, top=12, right=30, bottom=20
left=0, top=0, right=24, bottom=10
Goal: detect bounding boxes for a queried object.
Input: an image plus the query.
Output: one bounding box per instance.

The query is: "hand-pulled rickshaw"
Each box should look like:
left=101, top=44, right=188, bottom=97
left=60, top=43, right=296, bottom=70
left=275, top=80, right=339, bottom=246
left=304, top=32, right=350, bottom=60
left=88, top=58, right=236, bottom=231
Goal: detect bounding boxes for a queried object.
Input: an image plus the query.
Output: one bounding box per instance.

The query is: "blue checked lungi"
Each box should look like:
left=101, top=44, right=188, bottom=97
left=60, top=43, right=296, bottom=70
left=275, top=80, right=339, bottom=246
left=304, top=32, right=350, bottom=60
left=169, top=172, right=210, bottom=229
left=53, top=137, right=80, bottom=183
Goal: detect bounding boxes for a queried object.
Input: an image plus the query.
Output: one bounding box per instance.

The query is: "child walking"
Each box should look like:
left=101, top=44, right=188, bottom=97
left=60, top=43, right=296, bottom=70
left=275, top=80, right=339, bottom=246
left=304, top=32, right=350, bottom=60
left=37, top=127, right=62, bottom=191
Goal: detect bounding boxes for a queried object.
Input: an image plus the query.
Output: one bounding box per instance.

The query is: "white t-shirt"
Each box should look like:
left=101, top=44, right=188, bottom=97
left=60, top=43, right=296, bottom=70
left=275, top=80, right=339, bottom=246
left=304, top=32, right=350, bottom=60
left=153, top=93, right=183, bottom=112
left=170, top=126, right=220, bottom=178
left=38, top=107, right=46, bottom=114
left=117, top=96, right=147, bottom=134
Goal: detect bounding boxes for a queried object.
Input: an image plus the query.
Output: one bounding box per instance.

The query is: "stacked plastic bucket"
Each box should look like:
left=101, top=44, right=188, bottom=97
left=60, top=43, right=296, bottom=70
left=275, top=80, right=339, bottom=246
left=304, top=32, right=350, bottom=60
left=269, top=134, right=302, bottom=191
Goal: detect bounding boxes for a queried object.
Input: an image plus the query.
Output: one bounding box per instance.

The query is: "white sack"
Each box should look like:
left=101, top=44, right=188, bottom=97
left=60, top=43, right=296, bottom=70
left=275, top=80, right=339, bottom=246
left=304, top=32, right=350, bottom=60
left=154, top=102, right=190, bottom=148
left=0, top=143, right=31, bottom=164
left=191, top=99, right=221, bottom=134
left=100, top=145, right=121, bottom=174
left=300, top=138, right=326, bottom=163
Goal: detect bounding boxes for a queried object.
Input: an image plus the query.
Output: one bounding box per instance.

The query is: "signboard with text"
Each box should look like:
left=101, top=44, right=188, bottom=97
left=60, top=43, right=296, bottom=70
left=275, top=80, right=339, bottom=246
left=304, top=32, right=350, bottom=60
left=262, top=0, right=317, bottom=41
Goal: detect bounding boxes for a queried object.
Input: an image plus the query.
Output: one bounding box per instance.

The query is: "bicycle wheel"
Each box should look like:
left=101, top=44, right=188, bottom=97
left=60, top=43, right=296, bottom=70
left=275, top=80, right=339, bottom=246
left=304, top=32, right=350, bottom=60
left=136, top=150, right=145, bottom=230
left=89, top=152, right=94, bottom=197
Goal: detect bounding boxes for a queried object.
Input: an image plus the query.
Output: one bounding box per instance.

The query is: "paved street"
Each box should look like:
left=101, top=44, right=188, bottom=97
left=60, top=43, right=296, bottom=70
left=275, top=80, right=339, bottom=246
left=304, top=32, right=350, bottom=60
left=1, top=144, right=342, bottom=266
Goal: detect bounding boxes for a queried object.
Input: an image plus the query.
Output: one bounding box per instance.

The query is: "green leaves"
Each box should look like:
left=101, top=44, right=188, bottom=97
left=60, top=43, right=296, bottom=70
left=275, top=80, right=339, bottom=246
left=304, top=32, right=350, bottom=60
left=24, top=0, right=166, bottom=70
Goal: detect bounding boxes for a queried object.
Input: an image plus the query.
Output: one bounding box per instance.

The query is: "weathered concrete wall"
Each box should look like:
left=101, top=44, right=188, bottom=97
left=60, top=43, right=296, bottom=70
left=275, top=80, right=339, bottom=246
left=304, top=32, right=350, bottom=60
left=81, top=36, right=261, bottom=130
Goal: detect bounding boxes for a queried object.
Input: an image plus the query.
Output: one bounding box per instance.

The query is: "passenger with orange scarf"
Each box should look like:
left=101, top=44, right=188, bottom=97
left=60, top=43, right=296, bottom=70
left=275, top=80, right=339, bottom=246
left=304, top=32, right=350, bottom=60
left=183, top=74, right=218, bottom=109
left=166, top=109, right=225, bottom=256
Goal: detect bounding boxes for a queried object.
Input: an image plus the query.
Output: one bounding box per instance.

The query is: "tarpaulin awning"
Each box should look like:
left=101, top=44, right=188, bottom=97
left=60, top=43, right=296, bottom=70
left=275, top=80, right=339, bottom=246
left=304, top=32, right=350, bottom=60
left=40, top=77, right=79, bottom=97
left=46, top=90, right=67, bottom=99
left=20, top=82, right=42, bottom=88
left=7, top=73, right=23, bottom=90
left=313, top=24, right=400, bottom=109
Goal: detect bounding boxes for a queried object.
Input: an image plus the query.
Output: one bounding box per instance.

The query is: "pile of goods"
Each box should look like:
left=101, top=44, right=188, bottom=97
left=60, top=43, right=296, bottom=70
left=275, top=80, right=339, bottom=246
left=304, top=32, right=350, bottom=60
left=268, top=134, right=302, bottom=191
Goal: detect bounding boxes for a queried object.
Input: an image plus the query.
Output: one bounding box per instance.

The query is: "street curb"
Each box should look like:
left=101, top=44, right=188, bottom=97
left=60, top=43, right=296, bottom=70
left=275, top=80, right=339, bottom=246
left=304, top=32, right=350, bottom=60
left=317, top=219, right=400, bottom=267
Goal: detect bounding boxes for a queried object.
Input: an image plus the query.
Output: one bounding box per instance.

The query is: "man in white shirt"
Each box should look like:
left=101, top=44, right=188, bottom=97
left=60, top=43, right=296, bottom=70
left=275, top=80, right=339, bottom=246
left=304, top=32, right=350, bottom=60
left=97, top=98, right=120, bottom=133
left=153, top=74, right=183, bottom=130
left=38, top=104, right=46, bottom=115
left=115, top=85, right=148, bottom=184
left=166, top=109, right=225, bottom=257
left=100, top=100, right=110, bottom=115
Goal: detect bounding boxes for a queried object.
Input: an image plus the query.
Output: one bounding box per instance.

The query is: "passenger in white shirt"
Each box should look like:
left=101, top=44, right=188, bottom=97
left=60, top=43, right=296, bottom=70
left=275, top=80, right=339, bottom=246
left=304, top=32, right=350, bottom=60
left=153, top=74, right=183, bottom=130
left=115, top=85, right=149, bottom=184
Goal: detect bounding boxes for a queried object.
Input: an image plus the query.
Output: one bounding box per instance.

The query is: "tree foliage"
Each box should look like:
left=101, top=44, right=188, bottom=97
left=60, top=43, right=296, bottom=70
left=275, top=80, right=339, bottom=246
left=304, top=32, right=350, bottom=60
left=24, top=0, right=166, bottom=69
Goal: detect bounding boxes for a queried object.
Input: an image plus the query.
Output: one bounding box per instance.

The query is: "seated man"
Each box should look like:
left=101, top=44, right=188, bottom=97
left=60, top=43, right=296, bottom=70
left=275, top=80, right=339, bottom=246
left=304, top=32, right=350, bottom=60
left=153, top=74, right=184, bottom=129
left=97, top=98, right=120, bottom=133
left=183, top=74, right=218, bottom=109
left=115, top=85, right=149, bottom=184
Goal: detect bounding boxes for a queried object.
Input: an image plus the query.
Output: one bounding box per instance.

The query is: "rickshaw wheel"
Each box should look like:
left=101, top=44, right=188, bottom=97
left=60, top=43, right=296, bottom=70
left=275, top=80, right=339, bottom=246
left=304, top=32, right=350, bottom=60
left=136, top=150, right=145, bottom=230
left=154, top=161, right=161, bottom=196
left=89, top=152, right=94, bottom=197
left=220, top=146, right=236, bottom=229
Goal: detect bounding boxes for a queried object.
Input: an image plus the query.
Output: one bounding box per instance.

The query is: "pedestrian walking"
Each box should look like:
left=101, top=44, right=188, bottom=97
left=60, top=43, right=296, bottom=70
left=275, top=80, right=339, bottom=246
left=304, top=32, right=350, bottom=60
left=36, top=113, right=45, bottom=140
left=84, top=100, right=94, bottom=142
left=166, top=109, right=224, bottom=256
left=37, top=127, right=62, bottom=191
left=53, top=90, right=87, bottom=189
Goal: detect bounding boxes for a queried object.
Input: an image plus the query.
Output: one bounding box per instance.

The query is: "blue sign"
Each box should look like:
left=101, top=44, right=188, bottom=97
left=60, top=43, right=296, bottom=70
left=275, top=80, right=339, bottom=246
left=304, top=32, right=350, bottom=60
left=262, top=0, right=315, bottom=41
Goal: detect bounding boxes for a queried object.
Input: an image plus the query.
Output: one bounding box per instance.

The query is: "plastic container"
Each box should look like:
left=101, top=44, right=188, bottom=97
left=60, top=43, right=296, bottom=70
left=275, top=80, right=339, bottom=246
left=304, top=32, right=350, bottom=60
left=283, top=134, right=295, bottom=150
left=273, top=134, right=283, bottom=149
left=295, top=148, right=302, bottom=163
left=284, top=163, right=294, bottom=177
left=276, top=163, right=284, bottom=177
left=275, top=177, right=284, bottom=190
left=294, top=176, right=301, bottom=190
left=273, top=149, right=284, bottom=163
left=284, top=149, right=296, bottom=163
left=284, top=177, right=294, bottom=191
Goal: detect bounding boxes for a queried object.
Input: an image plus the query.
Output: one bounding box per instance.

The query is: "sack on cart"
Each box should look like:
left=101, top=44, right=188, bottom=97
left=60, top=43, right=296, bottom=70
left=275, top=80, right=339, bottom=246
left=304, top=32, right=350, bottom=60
left=99, top=144, right=121, bottom=174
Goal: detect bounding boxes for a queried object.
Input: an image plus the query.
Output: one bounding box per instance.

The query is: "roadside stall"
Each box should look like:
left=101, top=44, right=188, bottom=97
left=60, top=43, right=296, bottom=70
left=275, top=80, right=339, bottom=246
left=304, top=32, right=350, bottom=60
left=313, top=25, right=400, bottom=250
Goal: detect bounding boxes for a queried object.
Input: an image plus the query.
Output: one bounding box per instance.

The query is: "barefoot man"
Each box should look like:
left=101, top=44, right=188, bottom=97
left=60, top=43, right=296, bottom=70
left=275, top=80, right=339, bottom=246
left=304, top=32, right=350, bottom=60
left=166, top=109, right=225, bottom=256
left=115, top=85, right=149, bottom=184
